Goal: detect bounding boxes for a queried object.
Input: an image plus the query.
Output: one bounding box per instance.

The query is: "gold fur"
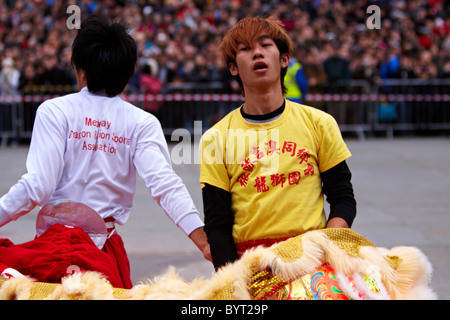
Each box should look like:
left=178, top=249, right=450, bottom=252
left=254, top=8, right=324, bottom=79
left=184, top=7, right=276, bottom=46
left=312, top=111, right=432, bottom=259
left=0, top=229, right=437, bottom=300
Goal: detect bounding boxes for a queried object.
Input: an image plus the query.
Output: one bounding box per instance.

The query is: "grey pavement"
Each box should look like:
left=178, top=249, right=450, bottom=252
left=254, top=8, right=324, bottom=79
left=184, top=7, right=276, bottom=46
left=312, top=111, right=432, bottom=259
left=0, top=137, right=449, bottom=299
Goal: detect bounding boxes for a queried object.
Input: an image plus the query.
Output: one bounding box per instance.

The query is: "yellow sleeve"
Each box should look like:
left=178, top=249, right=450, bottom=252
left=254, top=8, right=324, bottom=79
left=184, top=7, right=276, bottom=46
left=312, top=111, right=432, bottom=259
left=317, top=113, right=352, bottom=173
left=199, top=128, right=230, bottom=192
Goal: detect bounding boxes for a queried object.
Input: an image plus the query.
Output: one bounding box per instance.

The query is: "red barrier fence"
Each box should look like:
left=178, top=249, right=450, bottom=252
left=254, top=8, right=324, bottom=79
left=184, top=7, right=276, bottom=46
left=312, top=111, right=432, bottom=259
left=1, top=93, right=449, bottom=104
left=1, top=79, right=449, bottom=145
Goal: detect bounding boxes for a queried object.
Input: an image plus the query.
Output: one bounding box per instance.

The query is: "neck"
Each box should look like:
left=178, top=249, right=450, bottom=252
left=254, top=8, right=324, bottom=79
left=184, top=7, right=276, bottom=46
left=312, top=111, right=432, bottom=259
left=242, top=85, right=285, bottom=115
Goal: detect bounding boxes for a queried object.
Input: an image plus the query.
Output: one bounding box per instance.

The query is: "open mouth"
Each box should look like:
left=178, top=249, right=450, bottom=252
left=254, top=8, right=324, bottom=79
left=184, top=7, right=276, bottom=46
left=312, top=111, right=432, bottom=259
left=253, top=62, right=268, bottom=71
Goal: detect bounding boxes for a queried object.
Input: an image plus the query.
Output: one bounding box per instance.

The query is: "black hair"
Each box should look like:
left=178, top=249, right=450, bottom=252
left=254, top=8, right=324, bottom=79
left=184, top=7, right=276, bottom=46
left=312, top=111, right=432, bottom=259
left=71, top=14, right=137, bottom=97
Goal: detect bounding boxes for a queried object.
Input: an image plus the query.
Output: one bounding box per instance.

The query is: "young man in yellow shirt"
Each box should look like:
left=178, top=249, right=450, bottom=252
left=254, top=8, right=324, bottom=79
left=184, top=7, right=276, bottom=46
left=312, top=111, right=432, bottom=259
left=200, top=16, right=356, bottom=270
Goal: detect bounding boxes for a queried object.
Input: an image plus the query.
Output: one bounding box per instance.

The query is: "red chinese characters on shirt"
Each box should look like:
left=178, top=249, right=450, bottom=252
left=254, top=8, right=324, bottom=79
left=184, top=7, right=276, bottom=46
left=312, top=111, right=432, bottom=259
left=304, top=163, right=314, bottom=176
left=252, top=147, right=264, bottom=160
left=237, top=172, right=250, bottom=187
left=250, top=140, right=281, bottom=161
left=271, top=173, right=286, bottom=188
left=265, top=140, right=280, bottom=155
left=238, top=140, right=315, bottom=192
left=288, top=171, right=301, bottom=185
left=296, top=148, right=310, bottom=164
left=281, top=141, right=297, bottom=156
left=254, top=176, right=270, bottom=193
left=241, top=158, right=255, bottom=172
left=282, top=142, right=310, bottom=164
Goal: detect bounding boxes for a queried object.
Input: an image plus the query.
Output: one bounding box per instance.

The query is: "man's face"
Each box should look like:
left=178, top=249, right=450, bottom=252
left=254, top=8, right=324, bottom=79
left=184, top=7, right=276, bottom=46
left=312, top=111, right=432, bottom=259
left=228, top=34, right=289, bottom=92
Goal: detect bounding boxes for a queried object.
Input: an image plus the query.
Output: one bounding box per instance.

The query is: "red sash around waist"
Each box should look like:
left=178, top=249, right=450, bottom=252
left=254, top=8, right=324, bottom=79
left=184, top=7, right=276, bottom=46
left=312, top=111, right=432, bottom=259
left=236, top=237, right=291, bottom=258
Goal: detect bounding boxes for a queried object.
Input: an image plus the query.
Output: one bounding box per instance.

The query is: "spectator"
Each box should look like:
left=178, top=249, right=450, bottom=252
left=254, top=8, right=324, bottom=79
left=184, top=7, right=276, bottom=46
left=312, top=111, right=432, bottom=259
left=139, top=62, right=163, bottom=114
left=189, top=54, right=220, bottom=83
left=323, top=43, right=351, bottom=91
left=441, top=59, right=450, bottom=79
left=322, top=42, right=351, bottom=124
left=0, top=0, right=446, bottom=97
left=395, top=55, right=417, bottom=79
left=39, top=55, right=73, bottom=87
left=0, top=57, right=20, bottom=96
left=18, top=61, right=38, bottom=91
left=352, top=51, right=380, bottom=85
left=302, top=47, right=327, bottom=93
left=379, top=48, right=401, bottom=80
left=284, top=48, right=309, bottom=104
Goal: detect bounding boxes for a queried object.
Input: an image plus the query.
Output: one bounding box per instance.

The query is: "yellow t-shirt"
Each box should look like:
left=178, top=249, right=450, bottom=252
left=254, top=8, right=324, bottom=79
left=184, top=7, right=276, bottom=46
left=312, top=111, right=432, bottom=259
left=199, top=99, right=351, bottom=243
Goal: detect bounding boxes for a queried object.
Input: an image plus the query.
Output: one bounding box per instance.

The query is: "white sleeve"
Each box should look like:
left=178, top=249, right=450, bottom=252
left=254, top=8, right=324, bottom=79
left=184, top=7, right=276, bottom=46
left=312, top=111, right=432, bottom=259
left=0, top=104, right=65, bottom=227
left=133, top=117, right=204, bottom=236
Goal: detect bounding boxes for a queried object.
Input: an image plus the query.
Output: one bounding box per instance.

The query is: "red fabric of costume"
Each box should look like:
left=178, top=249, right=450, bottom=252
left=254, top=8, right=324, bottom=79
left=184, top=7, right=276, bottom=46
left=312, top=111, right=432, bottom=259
left=0, top=224, right=131, bottom=289
left=102, top=233, right=132, bottom=289
left=236, top=237, right=291, bottom=258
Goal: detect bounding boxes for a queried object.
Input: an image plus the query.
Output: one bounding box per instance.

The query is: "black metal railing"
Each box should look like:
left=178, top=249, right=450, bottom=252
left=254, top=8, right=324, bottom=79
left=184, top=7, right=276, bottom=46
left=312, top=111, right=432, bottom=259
left=1, top=79, right=449, bottom=146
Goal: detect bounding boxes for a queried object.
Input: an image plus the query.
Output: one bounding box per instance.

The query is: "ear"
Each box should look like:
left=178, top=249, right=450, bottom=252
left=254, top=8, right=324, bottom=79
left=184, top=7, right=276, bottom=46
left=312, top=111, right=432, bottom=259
left=280, top=53, right=290, bottom=68
left=75, top=67, right=87, bottom=90
left=228, top=62, right=239, bottom=76
left=80, top=69, right=87, bottom=81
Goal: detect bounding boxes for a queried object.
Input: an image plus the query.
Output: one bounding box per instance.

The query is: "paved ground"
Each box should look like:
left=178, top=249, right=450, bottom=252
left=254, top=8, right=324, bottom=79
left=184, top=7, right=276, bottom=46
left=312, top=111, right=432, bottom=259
left=0, top=137, right=449, bottom=299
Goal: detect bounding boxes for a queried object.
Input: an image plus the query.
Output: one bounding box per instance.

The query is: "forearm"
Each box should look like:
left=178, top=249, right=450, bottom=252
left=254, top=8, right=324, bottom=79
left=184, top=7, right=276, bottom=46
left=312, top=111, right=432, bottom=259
left=326, top=193, right=356, bottom=227
left=321, top=160, right=356, bottom=228
left=202, top=184, right=238, bottom=270
left=188, top=227, right=212, bottom=263
left=206, top=227, right=238, bottom=270
left=0, top=182, right=36, bottom=227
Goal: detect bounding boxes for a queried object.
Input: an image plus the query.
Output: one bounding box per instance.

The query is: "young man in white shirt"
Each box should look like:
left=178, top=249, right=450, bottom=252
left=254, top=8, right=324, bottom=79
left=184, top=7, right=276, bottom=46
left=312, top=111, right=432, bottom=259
left=0, top=14, right=210, bottom=288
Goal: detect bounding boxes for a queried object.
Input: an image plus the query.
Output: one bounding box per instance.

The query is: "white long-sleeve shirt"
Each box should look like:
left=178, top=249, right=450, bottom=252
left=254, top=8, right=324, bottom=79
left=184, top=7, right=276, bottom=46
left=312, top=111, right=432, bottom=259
left=0, top=87, right=203, bottom=235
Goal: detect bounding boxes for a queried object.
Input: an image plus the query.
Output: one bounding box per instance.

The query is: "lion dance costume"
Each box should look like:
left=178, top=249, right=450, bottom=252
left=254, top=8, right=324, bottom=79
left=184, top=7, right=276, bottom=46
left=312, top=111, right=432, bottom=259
left=0, top=228, right=436, bottom=300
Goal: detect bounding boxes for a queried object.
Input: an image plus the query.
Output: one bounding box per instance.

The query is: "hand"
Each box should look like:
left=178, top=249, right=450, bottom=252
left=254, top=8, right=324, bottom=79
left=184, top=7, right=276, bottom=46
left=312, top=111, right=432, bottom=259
left=188, top=227, right=213, bottom=263
left=326, top=217, right=349, bottom=229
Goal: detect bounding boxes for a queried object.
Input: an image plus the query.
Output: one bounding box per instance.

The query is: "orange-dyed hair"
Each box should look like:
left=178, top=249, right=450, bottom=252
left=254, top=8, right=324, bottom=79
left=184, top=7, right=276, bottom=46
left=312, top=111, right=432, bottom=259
left=219, top=16, right=294, bottom=95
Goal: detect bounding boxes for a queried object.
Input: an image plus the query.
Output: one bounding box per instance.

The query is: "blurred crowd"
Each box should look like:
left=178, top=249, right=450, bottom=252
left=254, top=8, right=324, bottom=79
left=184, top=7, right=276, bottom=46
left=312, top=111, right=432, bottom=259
left=0, top=0, right=448, bottom=97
